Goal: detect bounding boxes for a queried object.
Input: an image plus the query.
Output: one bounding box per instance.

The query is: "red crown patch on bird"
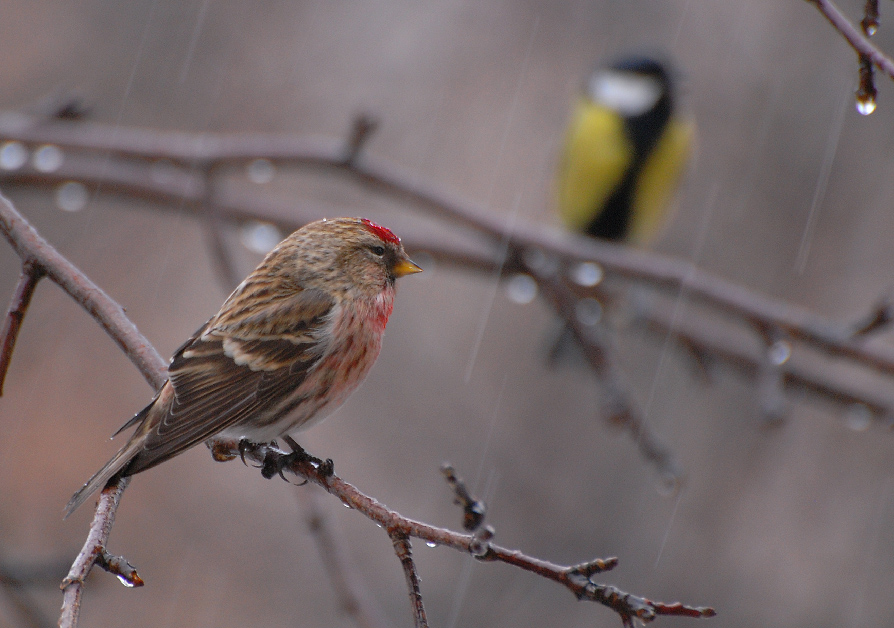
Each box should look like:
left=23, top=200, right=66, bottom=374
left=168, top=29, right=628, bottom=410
left=361, top=218, right=401, bottom=245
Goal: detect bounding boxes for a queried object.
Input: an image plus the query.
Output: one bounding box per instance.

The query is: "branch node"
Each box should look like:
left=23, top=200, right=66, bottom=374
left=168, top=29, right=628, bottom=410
left=94, top=549, right=144, bottom=588
left=469, top=525, right=495, bottom=560
left=566, top=556, right=619, bottom=580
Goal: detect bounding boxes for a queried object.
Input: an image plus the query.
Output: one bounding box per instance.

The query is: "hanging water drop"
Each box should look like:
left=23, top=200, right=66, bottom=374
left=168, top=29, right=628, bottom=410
left=522, top=247, right=559, bottom=277
left=247, top=158, right=275, bottom=184
left=844, top=403, right=873, bottom=432
left=32, top=144, right=64, bottom=172
left=856, top=94, right=877, bottom=116
left=0, top=141, right=27, bottom=170
left=856, top=56, right=877, bottom=115
left=767, top=339, right=791, bottom=365
left=505, top=273, right=538, bottom=304
left=240, top=221, right=282, bottom=254
left=575, top=298, right=602, bottom=326
left=861, top=1, right=879, bottom=37
left=55, top=181, right=88, bottom=212
left=425, top=541, right=438, bottom=548
left=655, top=470, right=679, bottom=497
left=116, top=575, right=136, bottom=588
left=570, top=261, right=603, bottom=287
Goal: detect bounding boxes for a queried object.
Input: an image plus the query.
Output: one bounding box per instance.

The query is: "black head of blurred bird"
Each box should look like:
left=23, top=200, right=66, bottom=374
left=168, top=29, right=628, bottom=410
left=556, top=56, right=694, bottom=244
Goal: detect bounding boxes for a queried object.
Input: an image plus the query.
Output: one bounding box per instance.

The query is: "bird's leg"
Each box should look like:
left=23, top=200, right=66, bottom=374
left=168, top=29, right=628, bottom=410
left=238, top=439, right=253, bottom=465
left=260, top=435, right=334, bottom=480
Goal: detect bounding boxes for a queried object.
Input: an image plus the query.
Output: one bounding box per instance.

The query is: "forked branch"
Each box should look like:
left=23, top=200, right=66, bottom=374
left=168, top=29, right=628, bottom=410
left=0, top=191, right=713, bottom=627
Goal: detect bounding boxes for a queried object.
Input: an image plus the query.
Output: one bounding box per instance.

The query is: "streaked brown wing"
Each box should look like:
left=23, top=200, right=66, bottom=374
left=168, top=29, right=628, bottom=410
left=126, top=287, right=335, bottom=473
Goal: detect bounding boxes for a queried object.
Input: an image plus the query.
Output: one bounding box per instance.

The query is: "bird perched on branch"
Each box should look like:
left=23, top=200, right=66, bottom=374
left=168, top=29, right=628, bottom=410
left=556, top=56, right=693, bottom=244
left=66, top=217, right=421, bottom=516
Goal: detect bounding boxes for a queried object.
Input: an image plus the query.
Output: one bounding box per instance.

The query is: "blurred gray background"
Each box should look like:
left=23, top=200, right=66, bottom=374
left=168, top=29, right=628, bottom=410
left=3, top=0, right=894, bottom=626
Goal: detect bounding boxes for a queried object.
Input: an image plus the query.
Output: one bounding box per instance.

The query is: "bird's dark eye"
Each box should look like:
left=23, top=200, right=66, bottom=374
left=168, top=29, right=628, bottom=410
left=371, top=245, right=385, bottom=256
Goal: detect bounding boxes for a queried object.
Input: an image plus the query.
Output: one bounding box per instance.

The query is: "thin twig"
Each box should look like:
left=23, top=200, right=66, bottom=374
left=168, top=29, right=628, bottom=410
left=0, top=260, right=44, bottom=396
left=534, top=271, right=683, bottom=484
left=93, top=549, right=143, bottom=588
left=0, top=189, right=167, bottom=389
left=851, top=291, right=894, bottom=337
left=59, top=477, right=130, bottom=628
left=224, top=439, right=715, bottom=625
left=440, top=463, right=487, bottom=531
left=342, top=113, right=380, bottom=166
left=298, top=490, right=391, bottom=628
left=198, top=165, right=242, bottom=290
left=389, top=532, right=428, bottom=628
left=807, top=0, right=894, bottom=79
left=633, top=294, right=894, bottom=421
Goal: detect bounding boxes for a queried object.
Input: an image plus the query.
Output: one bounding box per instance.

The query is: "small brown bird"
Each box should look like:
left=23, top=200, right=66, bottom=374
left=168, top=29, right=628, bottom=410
left=66, top=217, right=421, bottom=516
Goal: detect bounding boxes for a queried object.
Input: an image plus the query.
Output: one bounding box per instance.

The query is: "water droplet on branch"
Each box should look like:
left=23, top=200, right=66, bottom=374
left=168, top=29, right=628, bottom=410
left=32, top=144, right=64, bottom=172
left=856, top=94, right=877, bottom=116
left=856, top=55, right=877, bottom=116
left=768, top=340, right=791, bottom=365
left=241, top=221, right=282, bottom=254
left=505, top=273, right=537, bottom=304
left=0, top=141, right=27, bottom=170
left=575, top=298, right=603, bottom=326
left=56, top=181, right=88, bottom=212
left=570, top=261, right=604, bottom=287
left=845, top=404, right=873, bottom=432
left=247, top=158, right=275, bottom=184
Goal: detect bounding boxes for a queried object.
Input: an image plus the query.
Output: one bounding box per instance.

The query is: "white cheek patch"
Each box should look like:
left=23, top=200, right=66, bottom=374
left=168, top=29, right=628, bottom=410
left=588, top=71, right=663, bottom=117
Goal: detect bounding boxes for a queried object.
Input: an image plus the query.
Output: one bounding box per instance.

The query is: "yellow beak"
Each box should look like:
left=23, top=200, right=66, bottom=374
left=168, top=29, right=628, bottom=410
left=392, top=257, right=423, bottom=278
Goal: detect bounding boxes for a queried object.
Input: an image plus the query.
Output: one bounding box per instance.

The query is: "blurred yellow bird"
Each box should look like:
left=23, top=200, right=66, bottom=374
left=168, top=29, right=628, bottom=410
left=556, top=57, right=693, bottom=244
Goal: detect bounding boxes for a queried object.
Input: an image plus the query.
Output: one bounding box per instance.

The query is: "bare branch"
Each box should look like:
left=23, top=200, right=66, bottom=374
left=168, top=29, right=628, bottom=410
left=93, top=549, right=143, bottom=588
left=533, top=271, right=683, bottom=484
left=3, top=117, right=892, bottom=382
left=199, top=168, right=242, bottom=290
left=806, top=0, right=894, bottom=79
left=0, top=260, right=44, bottom=396
left=851, top=291, right=894, bottom=337
left=389, top=532, right=428, bottom=628
left=59, top=477, right=130, bottom=628
left=298, top=490, right=391, bottom=628
left=440, top=463, right=487, bottom=531
left=0, top=191, right=712, bottom=626
left=0, top=189, right=167, bottom=389
left=342, top=113, right=380, bottom=166
left=0, top=193, right=167, bottom=628
left=224, top=440, right=716, bottom=625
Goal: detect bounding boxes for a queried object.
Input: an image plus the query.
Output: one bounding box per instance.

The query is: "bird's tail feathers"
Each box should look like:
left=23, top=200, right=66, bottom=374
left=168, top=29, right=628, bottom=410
left=64, top=439, right=143, bottom=518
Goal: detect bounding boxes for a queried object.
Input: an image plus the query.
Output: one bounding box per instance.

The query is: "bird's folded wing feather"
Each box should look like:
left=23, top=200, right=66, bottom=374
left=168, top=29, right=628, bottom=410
left=126, top=287, right=335, bottom=473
